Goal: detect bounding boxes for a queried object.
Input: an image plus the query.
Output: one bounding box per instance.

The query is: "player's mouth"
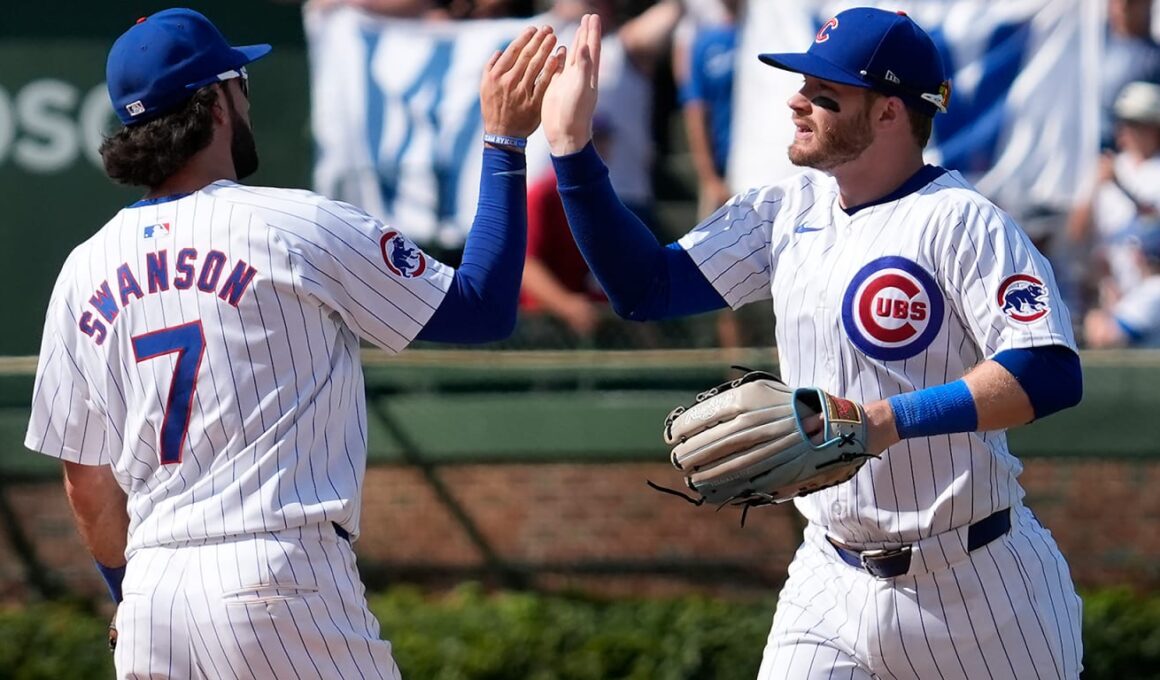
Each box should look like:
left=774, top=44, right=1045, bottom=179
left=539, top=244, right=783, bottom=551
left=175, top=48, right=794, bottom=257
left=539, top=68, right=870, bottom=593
left=793, top=120, right=814, bottom=141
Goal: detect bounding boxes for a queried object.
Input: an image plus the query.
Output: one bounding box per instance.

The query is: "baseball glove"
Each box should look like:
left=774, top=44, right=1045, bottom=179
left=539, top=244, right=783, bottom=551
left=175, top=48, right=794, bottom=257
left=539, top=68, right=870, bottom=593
left=653, top=369, right=876, bottom=523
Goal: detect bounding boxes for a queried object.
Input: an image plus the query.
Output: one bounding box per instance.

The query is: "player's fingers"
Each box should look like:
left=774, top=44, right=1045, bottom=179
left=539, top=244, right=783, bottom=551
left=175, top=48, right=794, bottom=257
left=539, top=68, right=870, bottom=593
left=568, top=14, right=587, bottom=67
left=801, top=414, right=824, bottom=443
left=511, top=25, right=552, bottom=79
left=482, top=50, right=502, bottom=83
left=493, top=25, right=536, bottom=74
left=533, top=46, right=565, bottom=100
left=587, top=14, right=602, bottom=89
left=519, top=30, right=557, bottom=90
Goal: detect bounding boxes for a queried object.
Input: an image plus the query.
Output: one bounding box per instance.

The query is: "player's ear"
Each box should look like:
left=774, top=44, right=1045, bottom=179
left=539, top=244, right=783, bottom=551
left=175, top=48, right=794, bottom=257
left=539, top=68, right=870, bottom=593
left=210, top=84, right=231, bottom=125
left=874, top=96, right=905, bottom=130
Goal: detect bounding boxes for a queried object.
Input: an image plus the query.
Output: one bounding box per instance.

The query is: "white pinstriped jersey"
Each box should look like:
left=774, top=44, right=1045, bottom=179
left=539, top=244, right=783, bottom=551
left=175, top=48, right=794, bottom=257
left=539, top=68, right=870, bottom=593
left=25, top=180, right=451, bottom=553
left=680, top=167, right=1076, bottom=545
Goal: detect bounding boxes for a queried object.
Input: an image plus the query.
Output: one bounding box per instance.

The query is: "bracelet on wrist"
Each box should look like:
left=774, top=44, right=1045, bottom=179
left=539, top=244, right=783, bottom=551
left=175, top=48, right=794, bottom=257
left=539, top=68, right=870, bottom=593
left=483, top=133, right=527, bottom=151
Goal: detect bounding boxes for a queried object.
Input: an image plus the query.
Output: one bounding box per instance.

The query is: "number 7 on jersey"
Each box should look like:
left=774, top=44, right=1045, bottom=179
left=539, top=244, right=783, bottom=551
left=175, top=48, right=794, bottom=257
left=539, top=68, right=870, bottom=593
left=131, top=321, right=206, bottom=464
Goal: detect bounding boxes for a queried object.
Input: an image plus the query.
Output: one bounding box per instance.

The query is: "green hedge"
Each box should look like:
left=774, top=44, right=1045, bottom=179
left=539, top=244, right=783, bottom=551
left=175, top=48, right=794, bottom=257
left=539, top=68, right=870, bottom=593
left=1, top=585, right=1158, bottom=679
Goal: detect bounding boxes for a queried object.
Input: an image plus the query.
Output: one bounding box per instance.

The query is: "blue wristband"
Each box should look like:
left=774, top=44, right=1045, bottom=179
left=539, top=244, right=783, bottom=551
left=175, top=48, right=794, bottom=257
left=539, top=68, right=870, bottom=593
left=95, top=561, right=126, bottom=603
left=888, top=379, right=978, bottom=440
left=482, top=133, right=527, bottom=150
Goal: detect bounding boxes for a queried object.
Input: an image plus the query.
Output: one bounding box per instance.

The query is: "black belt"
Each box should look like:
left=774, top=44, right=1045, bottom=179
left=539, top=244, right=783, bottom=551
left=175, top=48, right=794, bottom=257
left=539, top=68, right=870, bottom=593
left=827, top=508, right=1011, bottom=579
left=333, top=523, right=351, bottom=542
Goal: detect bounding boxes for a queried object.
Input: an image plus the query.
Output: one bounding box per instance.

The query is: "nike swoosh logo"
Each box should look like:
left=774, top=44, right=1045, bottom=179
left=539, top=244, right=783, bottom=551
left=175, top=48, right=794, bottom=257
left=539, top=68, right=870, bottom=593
left=794, top=225, right=824, bottom=233
left=492, top=169, right=527, bottom=177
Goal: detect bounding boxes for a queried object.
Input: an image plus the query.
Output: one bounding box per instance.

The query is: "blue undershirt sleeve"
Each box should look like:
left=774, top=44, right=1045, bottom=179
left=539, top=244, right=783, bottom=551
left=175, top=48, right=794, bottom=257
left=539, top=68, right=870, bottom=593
left=418, top=147, right=526, bottom=343
left=552, top=142, right=727, bottom=321
left=991, top=345, right=1083, bottom=419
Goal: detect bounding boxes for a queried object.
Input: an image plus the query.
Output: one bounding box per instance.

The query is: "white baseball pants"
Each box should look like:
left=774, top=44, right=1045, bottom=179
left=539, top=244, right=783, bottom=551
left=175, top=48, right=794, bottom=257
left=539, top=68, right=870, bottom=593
left=758, top=505, right=1083, bottom=679
left=114, top=524, right=401, bottom=679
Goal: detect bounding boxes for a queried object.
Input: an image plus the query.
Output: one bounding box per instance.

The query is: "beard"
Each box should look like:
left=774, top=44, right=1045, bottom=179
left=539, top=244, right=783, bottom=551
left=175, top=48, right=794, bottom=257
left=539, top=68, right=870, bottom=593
left=788, top=108, right=874, bottom=171
left=227, top=99, right=260, bottom=180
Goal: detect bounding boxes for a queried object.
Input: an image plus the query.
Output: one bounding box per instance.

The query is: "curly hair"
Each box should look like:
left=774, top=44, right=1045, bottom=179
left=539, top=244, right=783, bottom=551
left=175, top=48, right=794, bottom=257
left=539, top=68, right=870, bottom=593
left=99, top=87, right=218, bottom=189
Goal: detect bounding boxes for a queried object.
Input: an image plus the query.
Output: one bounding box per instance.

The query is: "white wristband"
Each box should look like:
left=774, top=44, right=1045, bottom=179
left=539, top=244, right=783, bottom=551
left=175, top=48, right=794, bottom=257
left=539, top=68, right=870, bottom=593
left=483, top=133, right=527, bottom=149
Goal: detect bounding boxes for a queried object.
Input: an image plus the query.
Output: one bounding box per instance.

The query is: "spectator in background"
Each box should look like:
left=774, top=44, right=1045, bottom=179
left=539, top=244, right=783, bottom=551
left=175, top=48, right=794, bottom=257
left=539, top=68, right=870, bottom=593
left=1084, top=226, right=1160, bottom=347
left=681, top=0, right=739, bottom=218
left=1102, top=0, right=1160, bottom=150
left=543, top=0, right=684, bottom=233
left=306, top=0, right=443, bottom=18
left=1067, top=81, right=1160, bottom=304
left=306, top=0, right=531, bottom=19
left=681, top=0, right=743, bottom=350
left=519, top=116, right=614, bottom=344
left=671, top=0, right=729, bottom=87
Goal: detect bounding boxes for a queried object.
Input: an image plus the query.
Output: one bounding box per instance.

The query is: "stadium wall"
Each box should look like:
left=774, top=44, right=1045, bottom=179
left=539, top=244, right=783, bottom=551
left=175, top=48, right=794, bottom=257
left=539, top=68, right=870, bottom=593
left=1, top=352, right=1157, bottom=601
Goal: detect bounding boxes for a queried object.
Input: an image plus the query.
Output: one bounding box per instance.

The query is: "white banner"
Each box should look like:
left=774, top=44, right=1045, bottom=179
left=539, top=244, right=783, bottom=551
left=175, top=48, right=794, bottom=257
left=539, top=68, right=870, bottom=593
left=730, top=0, right=1103, bottom=218
left=307, top=7, right=529, bottom=247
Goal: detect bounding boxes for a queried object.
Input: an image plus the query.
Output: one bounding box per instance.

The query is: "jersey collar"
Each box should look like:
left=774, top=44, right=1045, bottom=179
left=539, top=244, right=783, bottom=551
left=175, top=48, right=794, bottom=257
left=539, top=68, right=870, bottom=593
left=842, top=165, right=947, bottom=216
left=128, top=192, right=193, bottom=208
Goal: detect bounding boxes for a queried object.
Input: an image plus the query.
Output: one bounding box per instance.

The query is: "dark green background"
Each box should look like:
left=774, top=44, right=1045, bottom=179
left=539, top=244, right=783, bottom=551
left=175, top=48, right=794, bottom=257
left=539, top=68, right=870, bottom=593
left=0, top=2, right=311, bottom=355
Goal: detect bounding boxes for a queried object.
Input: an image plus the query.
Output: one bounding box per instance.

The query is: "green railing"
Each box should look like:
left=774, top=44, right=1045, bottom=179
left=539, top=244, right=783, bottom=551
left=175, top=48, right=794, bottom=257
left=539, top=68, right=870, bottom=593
left=3, top=349, right=1158, bottom=476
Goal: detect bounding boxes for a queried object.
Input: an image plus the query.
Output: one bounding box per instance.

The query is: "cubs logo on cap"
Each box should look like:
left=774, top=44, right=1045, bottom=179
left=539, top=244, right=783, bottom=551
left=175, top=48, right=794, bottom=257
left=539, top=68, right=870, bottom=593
left=380, top=230, right=427, bottom=279
left=842, top=256, right=944, bottom=361
left=997, top=274, right=1050, bottom=323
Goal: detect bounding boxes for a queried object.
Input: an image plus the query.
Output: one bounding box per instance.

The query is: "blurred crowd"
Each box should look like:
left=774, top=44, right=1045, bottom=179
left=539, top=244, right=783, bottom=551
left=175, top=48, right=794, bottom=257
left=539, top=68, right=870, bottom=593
left=309, top=0, right=1160, bottom=351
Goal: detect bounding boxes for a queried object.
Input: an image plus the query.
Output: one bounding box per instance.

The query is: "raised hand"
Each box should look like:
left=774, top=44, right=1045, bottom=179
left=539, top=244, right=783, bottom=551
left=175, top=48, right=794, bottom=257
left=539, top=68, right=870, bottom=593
left=541, top=13, right=602, bottom=156
left=480, top=25, right=563, bottom=140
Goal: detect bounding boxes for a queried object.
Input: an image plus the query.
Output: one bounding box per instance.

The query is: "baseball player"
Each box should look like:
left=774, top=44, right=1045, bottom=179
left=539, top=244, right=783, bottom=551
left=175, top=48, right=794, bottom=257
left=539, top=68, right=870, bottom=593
left=25, top=8, right=561, bottom=678
left=542, top=10, right=1083, bottom=679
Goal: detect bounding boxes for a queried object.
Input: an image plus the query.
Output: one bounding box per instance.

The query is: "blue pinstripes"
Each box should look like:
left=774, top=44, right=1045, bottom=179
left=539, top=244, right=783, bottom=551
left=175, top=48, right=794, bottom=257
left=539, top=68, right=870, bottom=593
left=284, top=539, right=346, bottom=676
left=761, top=519, right=1079, bottom=680
left=284, top=243, right=329, bottom=519
left=1022, top=517, right=1083, bottom=674
left=237, top=199, right=438, bottom=322
left=116, top=527, right=401, bottom=679
left=228, top=183, right=449, bottom=300
left=306, top=533, right=368, bottom=673
left=270, top=234, right=313, bottom=526
left=278, top=531, right=334, bottom=673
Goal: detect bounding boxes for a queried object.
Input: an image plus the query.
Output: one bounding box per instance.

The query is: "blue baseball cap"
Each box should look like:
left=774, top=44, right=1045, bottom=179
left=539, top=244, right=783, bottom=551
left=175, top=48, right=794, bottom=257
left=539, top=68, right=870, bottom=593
left=1129, top=223, right=1160, bottom=262
left=759, top=7, right=949, bottom=117
left=107, top=8, right=272, bottom=125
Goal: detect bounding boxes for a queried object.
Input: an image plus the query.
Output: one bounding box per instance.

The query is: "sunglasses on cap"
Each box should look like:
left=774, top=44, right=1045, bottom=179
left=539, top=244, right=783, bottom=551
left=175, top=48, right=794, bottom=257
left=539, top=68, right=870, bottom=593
left=219, top=66, right=249, bottom=99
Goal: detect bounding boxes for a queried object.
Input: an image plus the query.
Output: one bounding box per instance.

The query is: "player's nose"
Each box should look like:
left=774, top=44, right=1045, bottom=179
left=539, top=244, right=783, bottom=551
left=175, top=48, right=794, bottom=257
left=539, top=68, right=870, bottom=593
left=787, top=90, right=811, bottom=114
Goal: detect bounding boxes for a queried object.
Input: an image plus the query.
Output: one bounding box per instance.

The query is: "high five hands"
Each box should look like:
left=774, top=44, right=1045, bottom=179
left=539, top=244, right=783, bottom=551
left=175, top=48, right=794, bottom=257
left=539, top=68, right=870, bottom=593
left=541, top=14, right=602, bottom=156
left=480, top=25, right=564, bottom=142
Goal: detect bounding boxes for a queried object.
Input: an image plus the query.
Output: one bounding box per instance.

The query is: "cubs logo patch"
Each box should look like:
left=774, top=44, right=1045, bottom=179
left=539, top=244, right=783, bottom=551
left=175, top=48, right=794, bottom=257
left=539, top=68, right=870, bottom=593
left=997, top=274, right=1050, bottom=323
left=841, top=256, right=944, bottom=361
left=380, top=230, right=426, bottom=279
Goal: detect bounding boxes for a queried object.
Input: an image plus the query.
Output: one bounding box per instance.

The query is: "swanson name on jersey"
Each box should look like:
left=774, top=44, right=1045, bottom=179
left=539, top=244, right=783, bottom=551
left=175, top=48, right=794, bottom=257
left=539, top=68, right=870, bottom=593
left=78, top=248, right=259, bottom=345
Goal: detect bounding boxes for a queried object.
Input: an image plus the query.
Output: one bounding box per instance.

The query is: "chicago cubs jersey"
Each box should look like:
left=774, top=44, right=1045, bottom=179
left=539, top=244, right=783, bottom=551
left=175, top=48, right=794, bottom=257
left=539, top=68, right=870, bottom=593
left=25, top=180, right=451, bottom=553
left=679, top=167, right=1076, bottom=545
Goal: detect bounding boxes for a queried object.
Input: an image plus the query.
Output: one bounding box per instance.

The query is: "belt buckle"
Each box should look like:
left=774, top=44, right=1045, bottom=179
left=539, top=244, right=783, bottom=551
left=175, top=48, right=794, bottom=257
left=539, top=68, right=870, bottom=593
left=859, top=545, right=911, bottom=578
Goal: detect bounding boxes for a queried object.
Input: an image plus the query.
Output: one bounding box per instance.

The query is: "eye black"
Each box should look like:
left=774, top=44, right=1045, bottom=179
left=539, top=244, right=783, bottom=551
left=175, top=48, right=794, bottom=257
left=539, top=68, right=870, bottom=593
left=811, top=96, right=841, bottom=112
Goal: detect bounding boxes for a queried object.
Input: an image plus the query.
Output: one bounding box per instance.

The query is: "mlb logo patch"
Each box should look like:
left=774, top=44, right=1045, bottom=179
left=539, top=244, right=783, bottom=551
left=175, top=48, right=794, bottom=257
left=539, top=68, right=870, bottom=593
left=143, top=223, right=171, bottom=239
left=126, top=100, right=146, bottom=117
